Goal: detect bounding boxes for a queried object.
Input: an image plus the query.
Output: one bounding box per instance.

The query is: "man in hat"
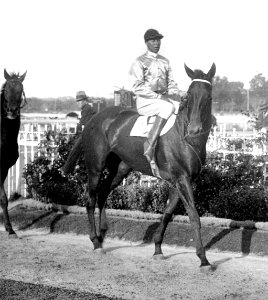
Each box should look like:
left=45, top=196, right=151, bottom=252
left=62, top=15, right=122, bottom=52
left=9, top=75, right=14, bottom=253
left=129, top=28, right=186, bottom=165
left=76, top=91, right=96, bottom=133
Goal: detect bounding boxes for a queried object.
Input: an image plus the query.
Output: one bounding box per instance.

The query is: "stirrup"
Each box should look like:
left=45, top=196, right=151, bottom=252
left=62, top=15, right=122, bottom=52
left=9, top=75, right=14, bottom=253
left=150, top=157, right=161, bottom=178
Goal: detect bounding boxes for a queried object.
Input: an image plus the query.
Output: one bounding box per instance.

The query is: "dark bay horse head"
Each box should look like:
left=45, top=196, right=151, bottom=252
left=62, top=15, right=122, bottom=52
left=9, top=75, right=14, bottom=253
left=1, top=69, right=27, bottom=119
left=184, top=63, right=216, bottom=137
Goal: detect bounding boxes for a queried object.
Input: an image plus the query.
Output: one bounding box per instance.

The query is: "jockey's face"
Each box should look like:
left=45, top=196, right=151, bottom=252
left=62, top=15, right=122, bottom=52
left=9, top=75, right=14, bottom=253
left=146, top=39, right=161, bottom=53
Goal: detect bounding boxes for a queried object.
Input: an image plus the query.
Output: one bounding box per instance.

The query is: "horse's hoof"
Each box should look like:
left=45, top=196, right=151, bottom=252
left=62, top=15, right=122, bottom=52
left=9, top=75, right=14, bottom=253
left=200, top=264, right=215, bottom=273
left=8, top=233, right=18, bottom=239
left=94, top=248, right=106, bottom=254
left=152, top=254, right=165, bottom=260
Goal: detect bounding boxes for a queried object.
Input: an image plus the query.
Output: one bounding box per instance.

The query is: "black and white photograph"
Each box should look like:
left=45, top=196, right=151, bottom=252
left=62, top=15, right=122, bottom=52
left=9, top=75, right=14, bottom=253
left=1, top=0, right=268, bottom=299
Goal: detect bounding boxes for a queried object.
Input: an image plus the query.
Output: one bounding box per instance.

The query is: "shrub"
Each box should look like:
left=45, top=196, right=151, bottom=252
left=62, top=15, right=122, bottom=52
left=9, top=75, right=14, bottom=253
left=23, top=130, right=88, bottom=205
left=23, top=132, right=268, bottom=222
left=209, top=186, right=268, bottom=221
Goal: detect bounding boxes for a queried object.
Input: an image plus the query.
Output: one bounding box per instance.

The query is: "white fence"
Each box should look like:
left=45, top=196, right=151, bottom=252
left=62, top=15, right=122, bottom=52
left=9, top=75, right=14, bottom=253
left=5, top=118, right=79, bottom=198
left=5, top=119, right=268, bottom=198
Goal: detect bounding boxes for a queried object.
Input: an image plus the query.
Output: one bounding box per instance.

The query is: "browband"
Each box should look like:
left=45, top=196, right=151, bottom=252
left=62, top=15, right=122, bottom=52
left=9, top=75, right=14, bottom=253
left=192, top=79, right=212, bottom=85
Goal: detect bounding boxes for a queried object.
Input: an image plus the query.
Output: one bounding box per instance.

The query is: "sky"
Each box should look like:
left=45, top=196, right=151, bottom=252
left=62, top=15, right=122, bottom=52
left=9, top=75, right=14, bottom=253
left=1, top=0, right=268, bottom=98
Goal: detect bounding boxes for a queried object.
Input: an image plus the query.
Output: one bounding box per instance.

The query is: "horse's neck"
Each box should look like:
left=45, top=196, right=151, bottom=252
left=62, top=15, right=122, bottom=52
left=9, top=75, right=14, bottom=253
left=1, top=116, right=21, bottom=137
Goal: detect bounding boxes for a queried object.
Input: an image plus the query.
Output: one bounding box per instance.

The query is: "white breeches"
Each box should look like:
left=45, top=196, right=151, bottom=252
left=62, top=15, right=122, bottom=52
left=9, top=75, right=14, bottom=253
left=136, top=96, right=175, bottom=120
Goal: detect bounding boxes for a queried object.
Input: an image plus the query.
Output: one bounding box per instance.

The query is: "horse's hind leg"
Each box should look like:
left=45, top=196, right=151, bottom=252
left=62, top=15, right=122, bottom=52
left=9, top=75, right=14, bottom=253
left=0, top=171, right=17, bottom=236
left=97, top=160, right=132, bottom=244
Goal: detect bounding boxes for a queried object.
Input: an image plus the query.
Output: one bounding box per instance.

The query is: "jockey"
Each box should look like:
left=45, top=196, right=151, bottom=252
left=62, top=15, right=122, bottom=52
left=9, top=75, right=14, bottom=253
left=129, top=28, right=186, bottom=164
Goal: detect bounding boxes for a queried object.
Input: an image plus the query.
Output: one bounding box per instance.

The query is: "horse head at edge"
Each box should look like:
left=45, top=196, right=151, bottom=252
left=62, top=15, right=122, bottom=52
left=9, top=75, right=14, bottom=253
left=1, top=69, right=27, bottom=119
left=183, top=63, right=216, bottom=137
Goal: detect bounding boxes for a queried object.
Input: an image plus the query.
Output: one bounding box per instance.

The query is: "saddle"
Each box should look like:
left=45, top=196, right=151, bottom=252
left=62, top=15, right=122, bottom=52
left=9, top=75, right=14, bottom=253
left=130, top=100, right=180, bottom=137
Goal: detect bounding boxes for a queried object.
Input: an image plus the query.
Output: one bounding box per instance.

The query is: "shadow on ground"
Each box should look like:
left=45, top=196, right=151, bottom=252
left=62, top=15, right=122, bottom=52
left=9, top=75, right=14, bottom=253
left=1, top=206, right=268, bottom=256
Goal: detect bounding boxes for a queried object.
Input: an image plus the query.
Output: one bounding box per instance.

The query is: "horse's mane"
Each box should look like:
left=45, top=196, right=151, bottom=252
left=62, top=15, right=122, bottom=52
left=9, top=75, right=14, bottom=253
left=6, top=72, right=21, bottom=79
left=0, top=83, right=5, bottom=99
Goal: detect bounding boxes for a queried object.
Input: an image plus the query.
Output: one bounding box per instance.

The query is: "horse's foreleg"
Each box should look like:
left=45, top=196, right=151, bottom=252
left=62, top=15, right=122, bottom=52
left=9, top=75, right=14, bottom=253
left=97, top=188, right=110, bottom=244
left=153, top=186, right=179, bottom=257
left=176, top=176, right=210, bottom=267
left=0, top=182, right=16, bottom=236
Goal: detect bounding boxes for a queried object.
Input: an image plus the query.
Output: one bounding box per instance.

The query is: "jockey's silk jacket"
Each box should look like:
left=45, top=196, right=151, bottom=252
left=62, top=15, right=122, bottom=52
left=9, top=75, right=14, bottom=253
left=129, top=51, right=179, bottom=99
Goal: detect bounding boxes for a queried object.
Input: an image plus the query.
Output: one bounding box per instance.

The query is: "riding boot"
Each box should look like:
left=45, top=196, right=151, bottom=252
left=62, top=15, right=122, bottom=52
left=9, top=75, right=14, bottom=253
left=144, top=116, right=167, bottom=163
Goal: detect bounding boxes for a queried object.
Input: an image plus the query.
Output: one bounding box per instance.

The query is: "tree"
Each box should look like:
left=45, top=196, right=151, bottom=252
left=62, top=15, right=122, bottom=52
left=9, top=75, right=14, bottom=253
left=249, top=73, right=268, bottom=110
left=212, top=76, right=246, bottom=113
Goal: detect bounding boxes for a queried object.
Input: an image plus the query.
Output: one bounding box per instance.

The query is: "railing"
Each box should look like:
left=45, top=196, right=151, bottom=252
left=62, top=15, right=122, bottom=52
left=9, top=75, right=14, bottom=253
left=5, top=119, right=268, bottom=198
left=207, top=126, right=267, bottom=157
left=5, top=118, right=79, bottom=198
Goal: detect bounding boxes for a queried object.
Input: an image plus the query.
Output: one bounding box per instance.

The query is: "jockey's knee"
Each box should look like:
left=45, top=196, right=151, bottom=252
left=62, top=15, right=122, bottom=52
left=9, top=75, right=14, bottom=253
left=159, top=102, right=175, bottom=119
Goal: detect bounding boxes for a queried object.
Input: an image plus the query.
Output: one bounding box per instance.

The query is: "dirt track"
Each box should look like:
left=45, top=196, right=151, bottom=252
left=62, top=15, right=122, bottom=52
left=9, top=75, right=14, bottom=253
left=1, top=228, right=268, bottom=300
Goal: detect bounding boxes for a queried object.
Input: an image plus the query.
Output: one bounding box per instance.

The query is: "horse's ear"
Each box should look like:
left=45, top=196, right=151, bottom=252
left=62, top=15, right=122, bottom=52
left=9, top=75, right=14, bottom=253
left=19, top=71, right=27, bottom=82
left=207, top=63, right=216, bottom=80
left=4, top=69, right=11, bottom=81
left=184, top=63, right=194, bottom=79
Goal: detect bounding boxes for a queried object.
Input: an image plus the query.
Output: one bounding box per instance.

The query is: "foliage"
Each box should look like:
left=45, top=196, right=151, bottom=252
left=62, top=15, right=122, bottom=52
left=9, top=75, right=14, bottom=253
left=193, top=152, right=267, bottom=220
left=209, top=186, right=268, bottom=221
left=211, top=72, right=268, bottom=114
left=23, top=132, right=268, bottom=222
left=250, top=73, right=268, bottom=101
left=23, top=130, right=88, bottom=205
left=212, top=76, right=246, bottom=113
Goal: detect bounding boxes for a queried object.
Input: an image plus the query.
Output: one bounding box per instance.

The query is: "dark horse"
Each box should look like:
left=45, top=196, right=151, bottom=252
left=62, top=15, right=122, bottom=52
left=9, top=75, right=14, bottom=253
left=63, top=63, right=216, bottom=268
left=0, top=69, right=27, bottom=237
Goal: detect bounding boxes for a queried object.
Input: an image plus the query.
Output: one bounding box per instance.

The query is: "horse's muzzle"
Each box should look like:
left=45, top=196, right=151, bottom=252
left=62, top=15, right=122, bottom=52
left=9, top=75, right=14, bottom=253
left=5, top=108, right=20, bottom=120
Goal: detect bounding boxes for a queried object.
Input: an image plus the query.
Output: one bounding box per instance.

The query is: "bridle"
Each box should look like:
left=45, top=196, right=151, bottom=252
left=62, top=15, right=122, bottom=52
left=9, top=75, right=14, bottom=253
left=183, top=78, right=213, bottom=168
left=191, top=79, right=212, bottom=86
left=183, top=78, right=213, bottom=132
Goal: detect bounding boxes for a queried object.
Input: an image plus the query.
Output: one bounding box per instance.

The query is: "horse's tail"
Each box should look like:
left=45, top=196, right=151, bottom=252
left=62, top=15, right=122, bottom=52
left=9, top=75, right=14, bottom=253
left=62, top=136, right=83, bottom=175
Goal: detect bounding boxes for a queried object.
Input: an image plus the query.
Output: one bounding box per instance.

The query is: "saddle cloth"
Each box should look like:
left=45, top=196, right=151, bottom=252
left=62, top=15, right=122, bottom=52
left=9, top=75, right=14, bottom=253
left=130, top=100, right=180, bottom=137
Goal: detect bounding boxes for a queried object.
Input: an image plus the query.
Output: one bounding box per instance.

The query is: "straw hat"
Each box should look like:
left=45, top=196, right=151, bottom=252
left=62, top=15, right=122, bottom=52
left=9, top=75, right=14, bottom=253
left=76, top=91, right=90, bottom=102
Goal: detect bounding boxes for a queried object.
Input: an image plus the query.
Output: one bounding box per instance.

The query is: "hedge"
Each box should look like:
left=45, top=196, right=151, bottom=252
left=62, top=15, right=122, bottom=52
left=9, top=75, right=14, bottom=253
left=23, top=130, right=268, bottom=222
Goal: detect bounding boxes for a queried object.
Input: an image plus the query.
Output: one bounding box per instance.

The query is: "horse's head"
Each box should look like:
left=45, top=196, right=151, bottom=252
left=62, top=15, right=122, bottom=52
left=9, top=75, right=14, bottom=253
left=184, top=63, right=216, bottom=136
left=1, top=69, right=27, bottom=119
